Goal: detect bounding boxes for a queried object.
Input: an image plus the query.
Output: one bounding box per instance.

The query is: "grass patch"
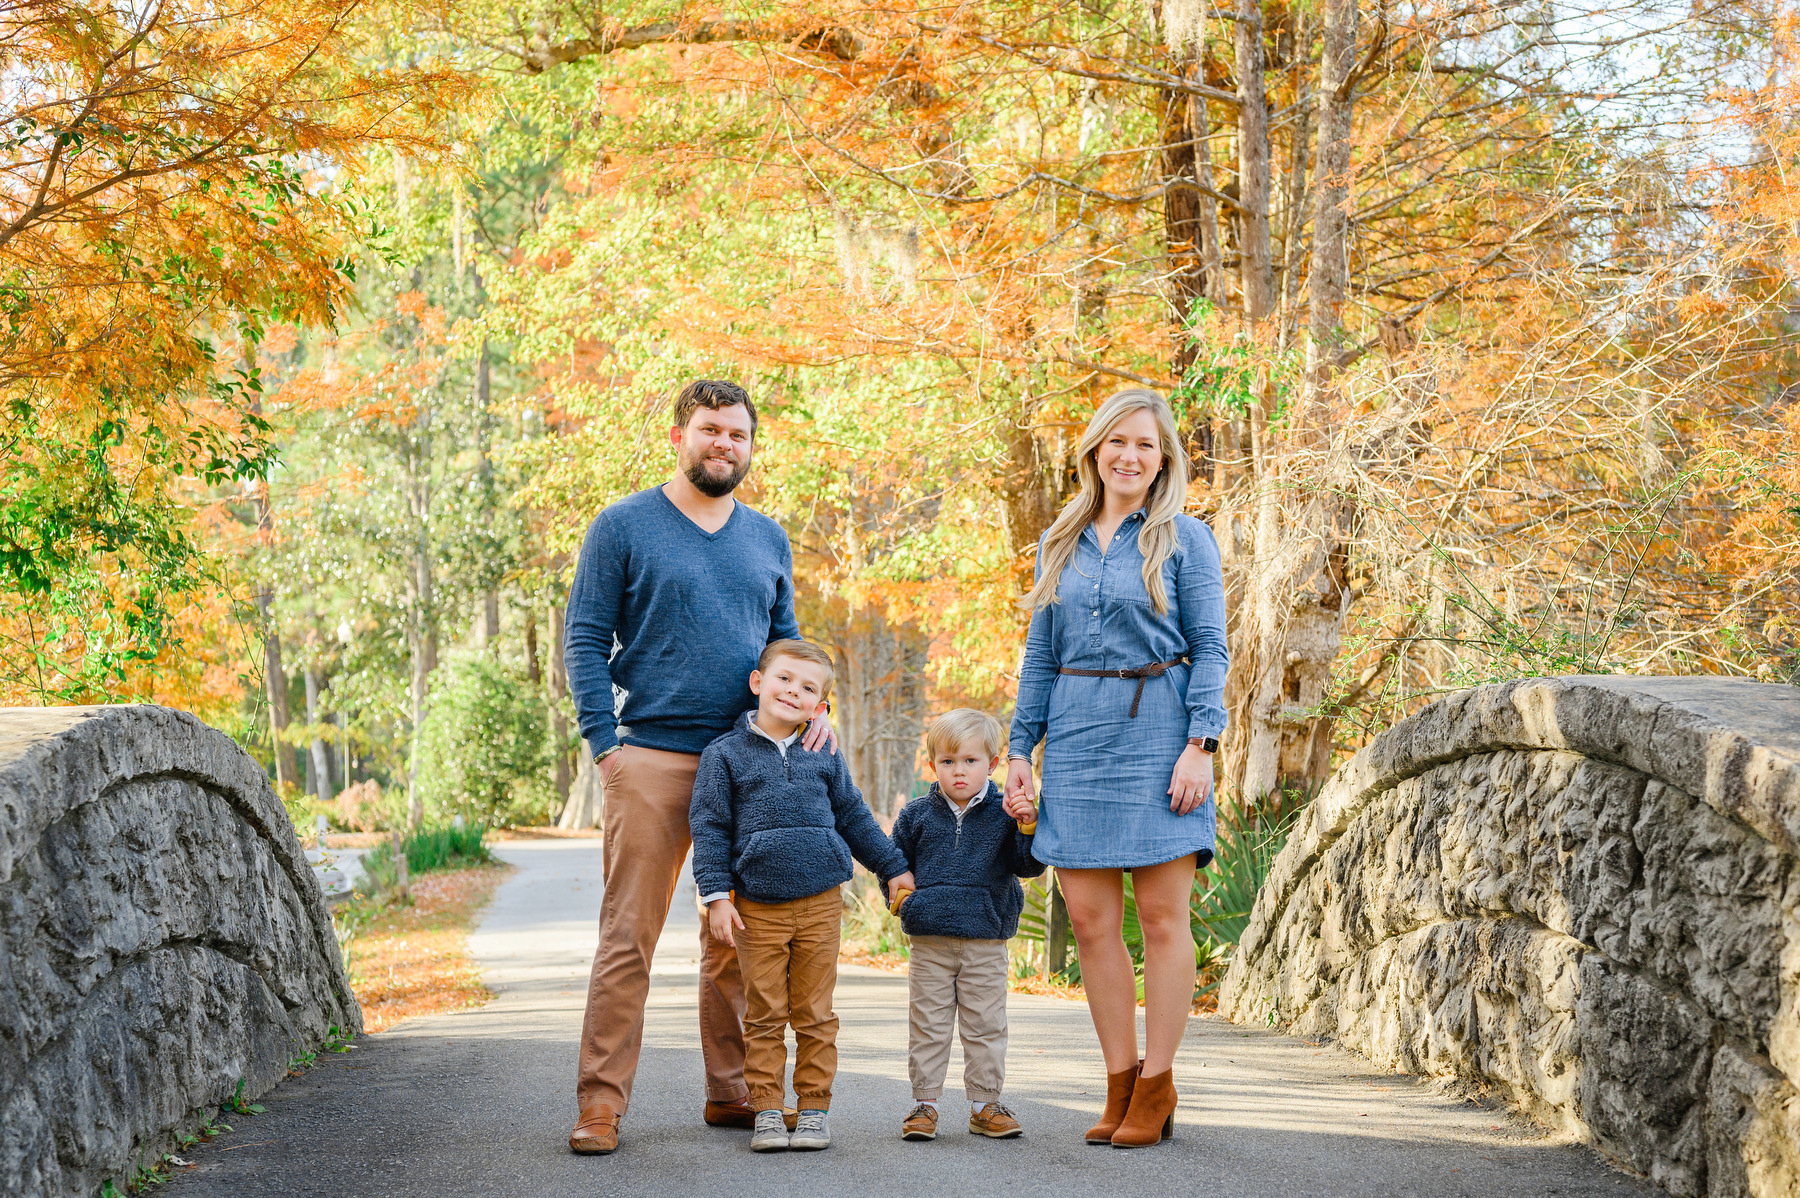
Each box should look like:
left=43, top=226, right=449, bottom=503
left=361, top=824, right=494, bottom=893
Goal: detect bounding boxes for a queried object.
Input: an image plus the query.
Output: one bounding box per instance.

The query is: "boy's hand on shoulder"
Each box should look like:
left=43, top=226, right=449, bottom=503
left=707, top=898, right=744, bottom=948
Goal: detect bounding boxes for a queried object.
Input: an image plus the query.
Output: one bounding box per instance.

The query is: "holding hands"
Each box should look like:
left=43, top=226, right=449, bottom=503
left=1004, top=758, right=1035, bottom=808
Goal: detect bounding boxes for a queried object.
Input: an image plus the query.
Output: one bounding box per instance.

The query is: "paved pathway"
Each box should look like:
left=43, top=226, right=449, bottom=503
left=170, top=840, right=1660, bottom=1197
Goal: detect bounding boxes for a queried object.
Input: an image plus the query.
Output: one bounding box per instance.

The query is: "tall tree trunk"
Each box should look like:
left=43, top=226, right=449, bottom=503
left=1225, top=0, right=1362, bottom=802
left=1234, top=0, right=1274, bottom=323
left=549, top=602, right=580, bottom=821
left=257, top=587, right=298, bottom=789
left=1192, top=96, right=1225, bottom=310
left=1163, top=55, right=1215, bottom=477
left=404, top=379, right=437, bottom=830
left=833, top=613, right=929, bottom=820
left=304, top=666, right=335, bottom=806
left=563, top=747, right=602, bottom=831
left=1307, top=0, right=1359, bottom=398
left=406, top=526, right=436, bottom=829
left=251, top=461, right=297, bottom=788
left=475, top=338, right=502, bottom=651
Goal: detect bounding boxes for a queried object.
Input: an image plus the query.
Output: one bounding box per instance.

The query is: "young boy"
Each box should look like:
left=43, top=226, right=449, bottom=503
left=689, top=639, right=915, bottom=1153
left=889, top=708, right=1044, bottom=1142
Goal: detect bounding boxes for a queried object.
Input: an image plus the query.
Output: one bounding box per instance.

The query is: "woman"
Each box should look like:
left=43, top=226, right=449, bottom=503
left=1003, top=387, right=1228, bottom=1148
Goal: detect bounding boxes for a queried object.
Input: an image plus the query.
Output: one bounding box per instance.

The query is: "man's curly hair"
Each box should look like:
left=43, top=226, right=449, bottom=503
left=671, top=379, right=758, bottom=436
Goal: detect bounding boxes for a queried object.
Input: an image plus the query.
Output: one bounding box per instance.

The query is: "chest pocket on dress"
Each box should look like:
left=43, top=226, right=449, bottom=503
left=1104, top=559, right=1152, bottom=607
left=1105, top=554, right=1179, bottom=609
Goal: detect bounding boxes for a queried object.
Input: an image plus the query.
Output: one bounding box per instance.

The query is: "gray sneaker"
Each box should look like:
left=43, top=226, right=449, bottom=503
left=750, top=1108, right=790, bottom=1152
left=789, top=1109, right=831, bottom=1150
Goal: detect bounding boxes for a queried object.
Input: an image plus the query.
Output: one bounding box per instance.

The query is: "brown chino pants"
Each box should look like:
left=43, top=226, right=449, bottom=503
left=736, top=888, right=844, bottom=1113
left=576, top=744, right=749, bottom=1113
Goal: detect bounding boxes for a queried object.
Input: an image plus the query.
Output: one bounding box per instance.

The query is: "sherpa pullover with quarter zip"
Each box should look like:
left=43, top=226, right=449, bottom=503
left=890, top=781, right=1045, bottom=940
left=689, top=711, right=910, bottom=904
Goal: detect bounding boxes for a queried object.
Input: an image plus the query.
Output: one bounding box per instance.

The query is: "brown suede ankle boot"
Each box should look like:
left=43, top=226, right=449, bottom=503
left=1084, top=1061, right=1142, bottom=1144
left=1110, top=1067, right=1177, bottom=1148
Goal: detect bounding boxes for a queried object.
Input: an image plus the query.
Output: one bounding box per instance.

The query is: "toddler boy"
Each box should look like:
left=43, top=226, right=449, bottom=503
left=890, top=709, right=1044, bottom=1141
left=690, top=639, right=915, bottom=1153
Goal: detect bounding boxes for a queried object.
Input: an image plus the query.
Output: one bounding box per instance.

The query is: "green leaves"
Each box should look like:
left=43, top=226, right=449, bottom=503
left=411, top=652, right=553, bottom=825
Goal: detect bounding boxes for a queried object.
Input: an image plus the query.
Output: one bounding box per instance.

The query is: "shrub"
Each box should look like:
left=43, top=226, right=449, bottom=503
left=412, top=651, right=551, bottom=825
left=1013, top=783, right=1313, bottom=998
left=399, top=824, right=493, bottom=872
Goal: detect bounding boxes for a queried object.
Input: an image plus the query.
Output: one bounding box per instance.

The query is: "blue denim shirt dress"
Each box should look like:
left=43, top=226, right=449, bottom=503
left=1007, top=512, right=1229, bottom=869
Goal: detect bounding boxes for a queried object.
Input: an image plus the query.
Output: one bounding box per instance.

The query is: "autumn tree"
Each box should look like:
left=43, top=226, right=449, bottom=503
left=0, top=0, right=449, bottom=720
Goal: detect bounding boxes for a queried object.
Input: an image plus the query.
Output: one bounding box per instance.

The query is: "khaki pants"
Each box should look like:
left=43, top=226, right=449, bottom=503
left=908, top=936, right=1009, bottom=1104
left=576, top=745, right=748, bottom=1113
left=737, top=888, right=843, bottom=1112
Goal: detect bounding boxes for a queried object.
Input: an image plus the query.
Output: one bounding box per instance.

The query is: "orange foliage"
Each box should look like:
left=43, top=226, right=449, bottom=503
left=0, top=0, right=458, bottom=706
left=346, top=865, right=511, bottom=1034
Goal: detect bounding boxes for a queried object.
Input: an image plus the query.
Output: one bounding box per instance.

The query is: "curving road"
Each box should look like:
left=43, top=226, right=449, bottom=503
left=167, top=839, right=1660, bottom=1197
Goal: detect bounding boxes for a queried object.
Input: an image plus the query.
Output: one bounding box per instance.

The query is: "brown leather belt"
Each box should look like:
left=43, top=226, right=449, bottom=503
left=1057, top=656, right=1189, bottom=718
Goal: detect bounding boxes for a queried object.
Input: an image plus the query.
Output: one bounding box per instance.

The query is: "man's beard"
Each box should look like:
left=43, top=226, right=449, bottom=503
left=682, top=450, right=750, bottom=498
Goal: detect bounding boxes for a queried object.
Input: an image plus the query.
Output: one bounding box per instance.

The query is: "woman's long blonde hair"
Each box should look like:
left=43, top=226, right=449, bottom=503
left=1022, top=388, right=1191, bottom=614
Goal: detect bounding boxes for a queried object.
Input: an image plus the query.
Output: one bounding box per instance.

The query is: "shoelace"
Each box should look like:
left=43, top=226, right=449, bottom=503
left=795, top=1111, right=827, bottom=1132
left=754, top=1110, right=786, bottom=1131
left=907, top=1103, right=936, bottom=1121
left=979, top=1102, right=1015, bottom=1119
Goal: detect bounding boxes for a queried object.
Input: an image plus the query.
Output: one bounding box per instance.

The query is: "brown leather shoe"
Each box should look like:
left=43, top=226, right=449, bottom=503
left=969, top=1101, right=1022, bottom=1138
left=705, top=1099, right=798, bottom=1131
left=570, top=1103, right=620, bottom=1154
left=1085, top=1061, right=1141, bottom=1144
left=901, top=1102, right=939, bottom=1141
left=1111, top=1067, right=1177, bottom=1148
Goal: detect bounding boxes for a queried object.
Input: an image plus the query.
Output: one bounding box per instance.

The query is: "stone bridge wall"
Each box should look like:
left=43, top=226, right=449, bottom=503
left=0, top=706, right=360, bottom=1198
left=1220, top=677, right=1800, bottom=1197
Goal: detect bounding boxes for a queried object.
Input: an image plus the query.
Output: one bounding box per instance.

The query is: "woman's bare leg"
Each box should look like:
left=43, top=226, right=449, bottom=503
left=1133, top=854, right=1198, bottom=1075
left=1056, top=868, right=1140, bottom=1073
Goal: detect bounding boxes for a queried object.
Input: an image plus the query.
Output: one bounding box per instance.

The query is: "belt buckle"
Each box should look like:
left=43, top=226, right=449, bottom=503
left=1118, top=668, right=1129, bottom=679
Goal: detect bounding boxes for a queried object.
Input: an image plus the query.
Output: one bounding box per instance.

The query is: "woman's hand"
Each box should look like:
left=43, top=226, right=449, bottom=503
left=1001, top=788, right=1036, bottom=822
left=1005, top=757, right=1036, bottom=807
left=1167, top=745, right=1214, bottom=816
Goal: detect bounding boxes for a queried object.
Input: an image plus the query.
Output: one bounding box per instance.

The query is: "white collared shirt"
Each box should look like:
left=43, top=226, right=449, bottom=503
left=746, top=718, right=801, bottom=757
left=940, top=785, right=985, bottom=828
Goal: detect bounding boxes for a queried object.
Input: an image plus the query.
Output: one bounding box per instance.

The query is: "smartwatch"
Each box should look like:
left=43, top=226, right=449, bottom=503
left=1188, top=737, right=1219, bottom=753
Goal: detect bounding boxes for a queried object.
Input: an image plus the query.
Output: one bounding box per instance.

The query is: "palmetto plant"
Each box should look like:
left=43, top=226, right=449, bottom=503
left=1016, top=785, right=1313, bottom=998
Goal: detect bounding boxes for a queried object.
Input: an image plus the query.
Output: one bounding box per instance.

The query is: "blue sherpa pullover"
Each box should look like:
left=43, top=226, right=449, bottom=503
left=690, top=712, right=910, bottom=904
left=890, top=781, right=1045, bottom=940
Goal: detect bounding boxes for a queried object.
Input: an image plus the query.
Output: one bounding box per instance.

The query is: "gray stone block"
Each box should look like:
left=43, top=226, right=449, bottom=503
left=0, top=705, right=360, bottom=1198
left=1220, top=677, right=1800, bottom=1197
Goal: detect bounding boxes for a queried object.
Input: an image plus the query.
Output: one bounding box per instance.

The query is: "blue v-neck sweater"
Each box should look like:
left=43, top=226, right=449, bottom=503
left=564, top=486, right=801, bottom=757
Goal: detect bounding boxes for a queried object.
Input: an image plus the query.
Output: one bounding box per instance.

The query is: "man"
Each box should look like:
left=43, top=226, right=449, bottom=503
left=563, top=379, right=836, bottom=1155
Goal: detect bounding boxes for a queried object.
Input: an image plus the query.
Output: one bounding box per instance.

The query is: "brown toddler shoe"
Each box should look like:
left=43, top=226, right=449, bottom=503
left=969, top=1101, right=1023, bottom=1138
left=901, top=1102, right=940, bottom=1141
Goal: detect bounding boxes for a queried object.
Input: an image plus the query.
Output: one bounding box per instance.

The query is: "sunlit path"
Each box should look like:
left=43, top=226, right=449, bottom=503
left=166, top=839, right=1657, bottom=1198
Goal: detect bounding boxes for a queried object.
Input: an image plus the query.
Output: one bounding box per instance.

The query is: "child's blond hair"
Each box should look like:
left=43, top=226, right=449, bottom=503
left=925, top=708, right=1004, bottom=761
